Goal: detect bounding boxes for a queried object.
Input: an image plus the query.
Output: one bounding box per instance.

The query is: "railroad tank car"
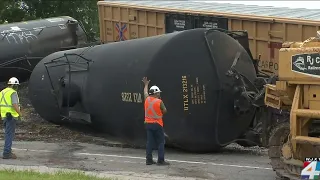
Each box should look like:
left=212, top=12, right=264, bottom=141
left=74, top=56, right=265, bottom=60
left=28, top=28, right=259, bottom=152
left=0, top=16, right=89, bottom=82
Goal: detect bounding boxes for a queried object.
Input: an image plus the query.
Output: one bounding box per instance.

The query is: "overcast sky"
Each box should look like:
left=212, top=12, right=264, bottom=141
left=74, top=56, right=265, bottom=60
left=202, top=1, right=320, bottom=9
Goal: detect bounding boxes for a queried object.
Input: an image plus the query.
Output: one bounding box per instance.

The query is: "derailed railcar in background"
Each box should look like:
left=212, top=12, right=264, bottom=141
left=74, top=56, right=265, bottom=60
left=28, top=28, right=270, bottom=152
left=0, top=16, right=91, bottom=82
left=97, top=1, right=320, bottom=76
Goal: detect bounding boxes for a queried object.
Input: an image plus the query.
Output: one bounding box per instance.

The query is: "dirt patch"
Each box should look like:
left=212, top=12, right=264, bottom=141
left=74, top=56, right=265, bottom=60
left=0, top=82, right=129, bottom=147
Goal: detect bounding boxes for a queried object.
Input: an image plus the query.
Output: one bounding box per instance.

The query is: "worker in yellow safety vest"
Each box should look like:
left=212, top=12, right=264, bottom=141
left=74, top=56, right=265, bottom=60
left=0, top=77, right=22, bottom=159
left=142, top=77, right=170, bottom=166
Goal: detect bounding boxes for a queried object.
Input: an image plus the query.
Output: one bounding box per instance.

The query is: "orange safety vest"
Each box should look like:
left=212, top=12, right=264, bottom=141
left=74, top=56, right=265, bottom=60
left=144, top=96, right=163, bottom=127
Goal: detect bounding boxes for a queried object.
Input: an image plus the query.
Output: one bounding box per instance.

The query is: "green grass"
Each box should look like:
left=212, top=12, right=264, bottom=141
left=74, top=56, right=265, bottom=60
left=0, top=169, right=117, bottom=180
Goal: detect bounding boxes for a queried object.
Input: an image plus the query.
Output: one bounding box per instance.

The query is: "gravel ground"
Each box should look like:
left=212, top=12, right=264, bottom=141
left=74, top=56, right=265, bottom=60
left=0, top=82, right=128, bottom=147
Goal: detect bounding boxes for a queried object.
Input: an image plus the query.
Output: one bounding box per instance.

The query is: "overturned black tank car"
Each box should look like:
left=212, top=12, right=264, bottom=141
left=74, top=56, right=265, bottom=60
left=28, top=28, right=268, bottom=152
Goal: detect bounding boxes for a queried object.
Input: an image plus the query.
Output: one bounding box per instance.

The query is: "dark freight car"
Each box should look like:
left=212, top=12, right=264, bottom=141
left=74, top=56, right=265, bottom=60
left=165, top=14, right=228, bottom=33
left=0, top=16, right=89, bottom=82
left=28, top=28, right=259, bottom=152
left=195, top=16, right=228, bottom=30
left=165, top=14, right=195, bottom=33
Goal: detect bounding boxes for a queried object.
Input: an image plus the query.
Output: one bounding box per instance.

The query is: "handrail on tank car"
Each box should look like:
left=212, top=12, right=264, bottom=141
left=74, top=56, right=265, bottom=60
left=0, top=56, right=43, bottom=67
left=44, top=53, right=92, bottom=65
left=43, top=53, right=93, bottom=121
left=0, top=66, right=34, bottom=72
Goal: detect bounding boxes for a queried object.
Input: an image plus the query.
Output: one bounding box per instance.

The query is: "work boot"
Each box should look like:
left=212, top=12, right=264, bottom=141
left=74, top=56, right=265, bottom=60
left=3, top=152, right=17, bottom=159
left=157, top=160, right=170, bottom=166
left=146, top=159, right=156, bottom=165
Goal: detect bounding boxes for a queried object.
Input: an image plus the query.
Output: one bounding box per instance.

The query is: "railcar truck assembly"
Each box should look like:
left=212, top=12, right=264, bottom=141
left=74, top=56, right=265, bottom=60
left=264, top=31, right=320, bottom=179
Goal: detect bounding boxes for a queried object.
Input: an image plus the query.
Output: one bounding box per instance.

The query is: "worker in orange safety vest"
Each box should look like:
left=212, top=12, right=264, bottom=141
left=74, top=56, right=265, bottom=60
left=142, top=77, right=170, bottom=166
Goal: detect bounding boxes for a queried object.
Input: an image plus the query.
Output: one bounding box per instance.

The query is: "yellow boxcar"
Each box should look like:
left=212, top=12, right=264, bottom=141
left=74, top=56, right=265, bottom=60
left=97, top=1, right=320, bottom=75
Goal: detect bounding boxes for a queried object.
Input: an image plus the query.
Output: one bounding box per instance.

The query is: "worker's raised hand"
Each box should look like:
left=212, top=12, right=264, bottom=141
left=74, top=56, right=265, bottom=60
left=142, top=77, right=150, bottom=85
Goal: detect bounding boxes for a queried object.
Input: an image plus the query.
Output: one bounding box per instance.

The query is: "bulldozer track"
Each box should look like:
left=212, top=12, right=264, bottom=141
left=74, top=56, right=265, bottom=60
left=268, top=122, right=301, bottom=180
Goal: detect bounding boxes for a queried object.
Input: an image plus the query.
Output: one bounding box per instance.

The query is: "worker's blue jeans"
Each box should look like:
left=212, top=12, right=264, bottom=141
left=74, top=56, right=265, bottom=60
left=2, top=117, right=16, bottom=157
left=145, top=123, right=165, bottom=162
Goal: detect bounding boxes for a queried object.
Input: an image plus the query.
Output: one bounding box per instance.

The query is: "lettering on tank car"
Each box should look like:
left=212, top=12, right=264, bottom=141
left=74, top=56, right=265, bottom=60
left=133, top=93, right=142, bottom=103
left=121, top=92, right=132, bottom=102
left=190, top=77, right=207, bottom=105
left=121, top=92, right=143, bottom=103
left=181, top=76, right=189, bottom=111
left=257, top=60, right=278, bottom=71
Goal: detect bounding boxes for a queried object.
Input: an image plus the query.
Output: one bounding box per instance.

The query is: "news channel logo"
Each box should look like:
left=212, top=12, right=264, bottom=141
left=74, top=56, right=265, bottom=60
left=301, top=158, right=320, bottom=180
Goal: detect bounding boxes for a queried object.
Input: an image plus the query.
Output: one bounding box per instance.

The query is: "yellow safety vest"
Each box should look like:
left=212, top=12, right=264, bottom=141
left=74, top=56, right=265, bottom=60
left=0, top=87, right=20, bottom=118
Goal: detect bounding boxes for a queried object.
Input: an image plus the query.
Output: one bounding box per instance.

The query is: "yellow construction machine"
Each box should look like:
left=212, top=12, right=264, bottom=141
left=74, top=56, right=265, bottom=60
left=264, top=31, right=320, bottom=179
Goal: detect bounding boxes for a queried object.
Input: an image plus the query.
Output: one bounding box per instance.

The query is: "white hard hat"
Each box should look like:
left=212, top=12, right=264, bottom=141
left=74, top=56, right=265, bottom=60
left=149, top=85, right=161, bottom=95
left=8, top=77, right=20, bottom=85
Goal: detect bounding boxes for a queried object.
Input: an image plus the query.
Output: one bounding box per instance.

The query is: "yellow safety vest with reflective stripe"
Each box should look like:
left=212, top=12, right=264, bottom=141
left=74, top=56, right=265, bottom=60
left=0, top=87, right=20, bottom=118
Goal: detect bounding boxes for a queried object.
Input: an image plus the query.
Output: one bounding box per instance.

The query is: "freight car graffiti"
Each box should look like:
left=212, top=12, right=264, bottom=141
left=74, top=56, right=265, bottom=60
left=181, top=75, right=189, bottom=111
left=1, top=26, right=38, bottom=44
left=115, top=23, right=127, bottom=41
